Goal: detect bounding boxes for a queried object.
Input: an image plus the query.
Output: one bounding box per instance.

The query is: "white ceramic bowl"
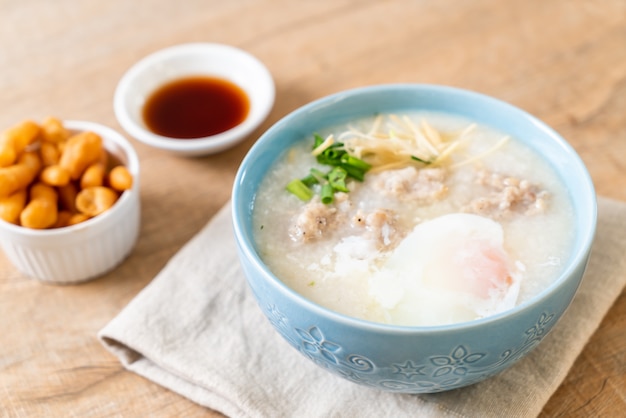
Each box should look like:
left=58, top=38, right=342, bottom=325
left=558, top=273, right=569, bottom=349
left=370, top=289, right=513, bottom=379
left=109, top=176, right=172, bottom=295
left=114, top=43, right=275, bottom=156
left=0, top=120, right=141, bottom=284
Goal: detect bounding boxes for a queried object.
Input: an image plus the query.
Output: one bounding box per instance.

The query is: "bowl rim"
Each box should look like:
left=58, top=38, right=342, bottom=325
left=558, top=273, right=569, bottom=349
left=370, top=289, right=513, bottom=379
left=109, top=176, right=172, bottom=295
left=232, top=83, right=598, bottom=334
left=0, top=119, right=140, bottom=237
left=113, top=42, right=275, bottom=154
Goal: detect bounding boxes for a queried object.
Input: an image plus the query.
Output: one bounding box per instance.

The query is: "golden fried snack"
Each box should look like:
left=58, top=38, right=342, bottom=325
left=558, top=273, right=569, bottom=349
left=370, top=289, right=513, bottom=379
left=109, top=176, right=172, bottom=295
left=40, top=164, right=71, bottom=187
left=0, top=189, right=27, bottom=224
left=0, top=120, right=40, bottom=167
left=41, top=117, right=70, bottom=143
left=80, top=163, right=105, bottom=189
left=108, top=165, right=133, bottom=191
left=0, top=142, right=16, bottom=168
left=40, top=141, right=61, bottom=166
left=0, top=151, right=42, bottom=198
left=57, top=141, right=66, bottom=156
left=19, top=151, right=42, bottom=172
left=59, top=131, right=103, bottom=180
left=75, top=186, right=118, bottom=217
left=0, top=118, right=134, bottom=229
left=20, top=183, right=58, bottom=229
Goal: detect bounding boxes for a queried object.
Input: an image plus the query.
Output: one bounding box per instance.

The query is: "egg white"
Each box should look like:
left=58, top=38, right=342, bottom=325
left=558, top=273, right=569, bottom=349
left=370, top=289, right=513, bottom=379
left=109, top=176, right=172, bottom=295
left=369, top=213, right=522, bottom=326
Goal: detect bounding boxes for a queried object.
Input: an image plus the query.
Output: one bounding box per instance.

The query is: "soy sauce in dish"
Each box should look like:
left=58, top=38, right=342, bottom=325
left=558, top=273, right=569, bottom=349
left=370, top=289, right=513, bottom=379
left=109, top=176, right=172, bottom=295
left=142, top=76, right=250, bottom=139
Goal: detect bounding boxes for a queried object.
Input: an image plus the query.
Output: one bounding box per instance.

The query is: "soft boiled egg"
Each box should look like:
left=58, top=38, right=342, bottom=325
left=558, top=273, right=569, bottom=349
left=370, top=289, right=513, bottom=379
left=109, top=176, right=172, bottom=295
left=369, top=213, right=522, bottom=326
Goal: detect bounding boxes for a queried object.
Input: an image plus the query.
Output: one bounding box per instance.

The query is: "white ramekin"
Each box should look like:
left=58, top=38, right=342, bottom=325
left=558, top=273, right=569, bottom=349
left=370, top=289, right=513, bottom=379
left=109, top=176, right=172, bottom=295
left=0, top=120, right=141, bottom=284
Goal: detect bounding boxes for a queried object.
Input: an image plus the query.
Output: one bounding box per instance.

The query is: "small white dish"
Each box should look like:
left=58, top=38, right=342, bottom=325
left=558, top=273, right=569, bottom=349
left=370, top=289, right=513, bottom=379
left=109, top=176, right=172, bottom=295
left=114, top=43, right=275, bottom=156
left=0, top=120, right=140, bottom=284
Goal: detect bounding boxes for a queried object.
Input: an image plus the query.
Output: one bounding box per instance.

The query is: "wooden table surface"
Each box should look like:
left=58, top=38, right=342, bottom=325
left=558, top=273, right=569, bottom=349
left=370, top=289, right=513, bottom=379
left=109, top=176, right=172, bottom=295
left=1, top=0, right=625, bottom=416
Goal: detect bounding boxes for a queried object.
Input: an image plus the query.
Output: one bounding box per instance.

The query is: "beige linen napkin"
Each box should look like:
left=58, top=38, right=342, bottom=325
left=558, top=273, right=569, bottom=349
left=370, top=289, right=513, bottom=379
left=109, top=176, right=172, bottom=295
left=99, top=196, right=626, bottom=418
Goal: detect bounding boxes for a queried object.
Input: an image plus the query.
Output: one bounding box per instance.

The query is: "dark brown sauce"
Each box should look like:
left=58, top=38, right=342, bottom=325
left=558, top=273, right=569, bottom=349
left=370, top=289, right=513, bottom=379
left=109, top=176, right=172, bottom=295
left=142, top=76, right=250, bottom=139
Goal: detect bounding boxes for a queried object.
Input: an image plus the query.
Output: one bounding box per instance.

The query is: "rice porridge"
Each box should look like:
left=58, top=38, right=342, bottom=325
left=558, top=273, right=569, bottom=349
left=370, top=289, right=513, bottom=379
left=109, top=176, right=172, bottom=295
left=252, top=112, right=575, bottom=326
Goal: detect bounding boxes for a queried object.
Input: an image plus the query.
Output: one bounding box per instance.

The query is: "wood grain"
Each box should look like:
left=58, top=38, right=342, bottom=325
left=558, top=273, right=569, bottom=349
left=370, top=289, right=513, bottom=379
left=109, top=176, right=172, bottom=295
left=0, top=0, right=624, bottom=416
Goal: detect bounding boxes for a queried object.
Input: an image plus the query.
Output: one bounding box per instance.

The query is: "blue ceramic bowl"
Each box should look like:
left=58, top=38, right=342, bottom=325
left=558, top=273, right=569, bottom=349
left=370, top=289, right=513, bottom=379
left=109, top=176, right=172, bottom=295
left=232, top=84, right=597, bottom=393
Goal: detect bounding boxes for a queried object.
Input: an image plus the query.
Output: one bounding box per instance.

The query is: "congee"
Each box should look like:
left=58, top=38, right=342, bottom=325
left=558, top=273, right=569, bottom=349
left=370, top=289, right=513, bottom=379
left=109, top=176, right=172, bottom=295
left=252, top=112, right=575, bottom=326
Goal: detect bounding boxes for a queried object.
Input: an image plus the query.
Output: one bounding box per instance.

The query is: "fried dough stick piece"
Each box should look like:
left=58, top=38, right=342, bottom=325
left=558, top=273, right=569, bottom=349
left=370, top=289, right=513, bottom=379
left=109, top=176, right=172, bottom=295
left=0, top=151, right=42, bottom=198
left=0, top=121, right=41, bottom=167
left=20, top=183, right=58, bottom=229
left=0, top=190, right=27, bottom=224
left=59, top=131, right=103, bottom=180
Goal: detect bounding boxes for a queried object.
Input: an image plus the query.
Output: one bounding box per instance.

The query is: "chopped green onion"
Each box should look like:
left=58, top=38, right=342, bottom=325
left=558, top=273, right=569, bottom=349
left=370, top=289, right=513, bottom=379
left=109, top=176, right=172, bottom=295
left=300, top=174, right=318, bottom=187
left=313, top=133, right=325, bottom=148
left=328, top=167, right=348, bottom=192
left=309, top=168, right=327, bottom=184
left=316, top=148, right=344, bottom=166
left=286, top=179, right=314, bottom=201
left=320, top=183, right=334, bottom=204
left=287, top=132, right=374, bottom=204
left=340, top=164, right=365, bottom=181
left=340, top=155, right=371, bottom=171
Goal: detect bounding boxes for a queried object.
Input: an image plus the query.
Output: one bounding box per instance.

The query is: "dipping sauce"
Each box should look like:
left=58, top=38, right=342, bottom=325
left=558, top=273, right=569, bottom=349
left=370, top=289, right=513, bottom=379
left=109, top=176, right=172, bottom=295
left=142, top=76, right=250, bottom=139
